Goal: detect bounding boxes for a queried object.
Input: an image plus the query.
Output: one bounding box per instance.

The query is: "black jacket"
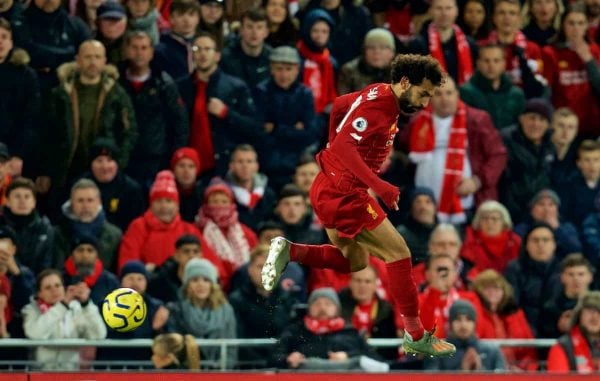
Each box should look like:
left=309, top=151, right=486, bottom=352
left=539, top=290, right=579, bottom=338
left=220, top=38, right=272, bottom=88
left=63, top=267, right=120, bottom=307
left=396, top=216, right=436, bottom=265
left=154, top=33, right=192, bottom=83
left=146, top=257, right=182, bottom=304
left=178, top=68, right=261, bottom=176
left=274, top=211, right=326, bottom=245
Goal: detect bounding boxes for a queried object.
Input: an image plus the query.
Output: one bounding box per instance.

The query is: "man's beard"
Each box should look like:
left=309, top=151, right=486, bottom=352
left=75, top=262, right=95, bottom=276
left=398, top=88, right=423, bottom=115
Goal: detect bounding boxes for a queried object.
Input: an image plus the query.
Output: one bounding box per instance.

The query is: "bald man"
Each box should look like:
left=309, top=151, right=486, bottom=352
left=39, top=39, right=137, bottom=196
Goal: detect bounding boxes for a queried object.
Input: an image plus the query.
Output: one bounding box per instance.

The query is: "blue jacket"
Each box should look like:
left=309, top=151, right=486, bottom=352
left=154, top=33, right=193, bottom=83
left=582, top=212, right=600, bottom=263
left=556, top=172, right=600, bottom=230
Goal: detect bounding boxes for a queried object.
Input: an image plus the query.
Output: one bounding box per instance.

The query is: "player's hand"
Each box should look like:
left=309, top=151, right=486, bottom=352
left=287, top=351, right=305, bottom=368
left=207, top=97, right=227, bottom=117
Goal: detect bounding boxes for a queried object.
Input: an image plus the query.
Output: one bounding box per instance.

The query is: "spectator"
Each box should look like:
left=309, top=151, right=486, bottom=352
left=457, top=0, right=491, bottom=42
left=274, top=184, right=325, bottom=244
left=0, top=18, right=40, bottom=176
left=514, top=189, right=583, bottom=260
left=229, top=244, right=298, bottom=368
left=69, top=0, right=102, bottom=33
left=95, top=1, right=128, bottom=65
left=0, top=227, right=35, bottom=338
left=522, top=0, right=562, bottom=47
left=178, top=32, right=260, bottom=176
left=396, top=187, right=438, bottom=265
left=154, top=0, right=200, bottom=82
left=405, top=77, right=507, bottom=223
left=460, top=43, right=526, bottom=130
left=558, top=140, right=600, bottom=229
left=224, top=144, right=277, bottom=231
left=499, top=98, right=555, bottom=223
left=585, top=0, right=600, bottom=43
left=124, top=0, right=160, bottom=45
left=0, top=178, right=55, bottom=275
left=197, top=0, right=228, bottom=50
left=293, top=155, right=320, bottom=194
left=296, top=9, right=337, bottom=115
left=486, top=0, right=547, bottom=98
left=547, top=290, right=600, bottom=373
left=220, top=7, right=272, bottom=88
left=504, top=222, right=562, bottom=336
left=299, top=0, right=373, bottom=66
left=118, top=171, right=221, bottom=277
left=542, top=3, right=600, bottom=139
left=472, top=270, right=538, bottom=370
left=0, top=0, right=26, bottom=40
left=461, top=201, right=521, bottom=279
left=53, top=179, right=122, bottom=272
left=336, top=28, right=395, bottom=95
left=167, top=258, right=237, bottom=369
left=418, top=253, right=484, bottom=339
left=82, top=139, right=145, bottom=232
left=256, top=220, right=284, bottom=244
left=121, top=31, right=189, bottom=188
left=338, top=266, right=398, bottom=361
left=195, top=179, right=258, bottom=282
left=170, top=148, right=205, bottom=223
left=19, top=0, right=90, bottom=93
left=151, top=333, right=200, bottom=369
left=97, top=260, right=169, bottom=363
left=273, top=287, right=387, bottom=371
left=255, top=46, right=320, bottom=190
left=262, top=0, right=299, bottom=48
left=424, top=299, right=506, bottom=371
left=41, top=39, right=137, bottom=192
left=550, top=108, right=580, bottom=188
left=21, top=269, right=106, bottom=370
left=583, top=204, right=600, bottom=264
left=62, top=234, right=120, bottom=306
left=540, top=253, right=595, bottom=339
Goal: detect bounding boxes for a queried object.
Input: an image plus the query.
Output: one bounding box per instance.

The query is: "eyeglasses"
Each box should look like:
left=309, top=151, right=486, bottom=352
left=192, top=46, right=215, bottom=53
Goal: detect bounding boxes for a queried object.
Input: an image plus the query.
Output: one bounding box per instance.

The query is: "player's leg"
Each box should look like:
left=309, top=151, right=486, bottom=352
left=355, top=218, right=456, bottom=357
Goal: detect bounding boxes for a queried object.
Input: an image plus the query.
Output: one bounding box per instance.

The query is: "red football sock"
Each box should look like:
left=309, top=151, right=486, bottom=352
left=290, top=243, right=351, bottom=273
left=386, top=258, right=425, bottom=341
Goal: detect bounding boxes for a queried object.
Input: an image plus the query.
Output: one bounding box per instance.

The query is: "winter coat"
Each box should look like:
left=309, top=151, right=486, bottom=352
left=178, top=68, right=262, bottom=176
left=255, top=78, right=320, bottom=189
left=146, top=257, right=182, bottom=304
left=43, top=62, right=138, bottom=187
left=119, top=64, right=189, bottom=182
left=62, top=265, right=120, bottom=307
left=547, top=328, right=600, bottom=372
left=229, top=282, right=298, bottom=367
left=224, top=172, right=277, bottom=232
left=0, top=209, right=55, bottom=275
left=556, top=172, right=599, bottom=230
left=460, top=227, right=521, bottom=277
left=514, top=220, right=582, bottom=261
left=499, top=125, right=555, bottom=223
left=82, top=171, right=146, bottom=232
left=5, top=266, right=36, bottom=338
left=539, top=290, right=579, bottom=338
left=220, top=38, right=272, bottom=88
left=274, top=212, right=326, bottom=245
left=22, top=299, right=106, bottom=370
left=396, top=216, right=436, bottom=265
left=336, top=57, right=390, bottom=95
left=424, top=335, right=506, bottom=371
left=504, top=254, right=561, bottom=337
left=19, top=4, right=91, bottom=92
left=582, top=212, right=600, bottom=262
left=459, top=71, right=526, bottom=130
left=338, top=288, right=398, bottom=360
left=179, top=181, right=205, bottom=223
left=0, top=48, right=40, bottom=166
left=154, top=33, right=193, bottom=83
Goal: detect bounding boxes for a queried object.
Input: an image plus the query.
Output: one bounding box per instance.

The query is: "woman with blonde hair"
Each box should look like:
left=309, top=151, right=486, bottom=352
left=472, top=269, right=538, bottom=370
left=522, top=0, right=564, bottom=46
left=460, top=200, right=521, bottom=280
left=167, top=258, right=237, bottom=369
left=151, top=333, right=200, bottom=369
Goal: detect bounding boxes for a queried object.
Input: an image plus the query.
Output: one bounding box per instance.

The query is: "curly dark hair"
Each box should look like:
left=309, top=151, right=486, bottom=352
left=390, top=54, right=445, bottom=87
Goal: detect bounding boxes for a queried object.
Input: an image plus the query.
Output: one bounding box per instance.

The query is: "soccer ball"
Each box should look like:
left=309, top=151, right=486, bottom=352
left=102, top=288, right=147, bottom=332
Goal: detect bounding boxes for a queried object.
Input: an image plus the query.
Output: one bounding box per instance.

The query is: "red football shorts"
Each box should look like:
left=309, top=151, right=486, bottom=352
left=309, top=172, right=387, bottom=239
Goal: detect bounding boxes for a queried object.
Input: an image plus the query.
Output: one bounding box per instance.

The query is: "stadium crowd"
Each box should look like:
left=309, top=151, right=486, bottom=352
left=0, top=0, right=599, bottom=373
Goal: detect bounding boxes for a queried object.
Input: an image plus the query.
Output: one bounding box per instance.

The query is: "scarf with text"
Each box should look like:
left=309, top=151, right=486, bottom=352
left=428, top=24, right=473, bottom=85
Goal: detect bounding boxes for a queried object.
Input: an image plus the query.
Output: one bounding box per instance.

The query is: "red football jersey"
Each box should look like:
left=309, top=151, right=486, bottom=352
left=316, top=83, right=399, bottom=191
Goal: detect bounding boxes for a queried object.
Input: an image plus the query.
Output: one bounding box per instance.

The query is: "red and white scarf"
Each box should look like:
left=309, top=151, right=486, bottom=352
left=304, top=315, right=346, bottom=335
left=297, top=40, right=337, bottom=114
left=428, top=24, right=473, bottom=85
left=409, top=102, right=468, bottom=222
left=64, top=257, right=103, bottom=288
left=569, top=325, right=598, bottom=373
left=197, top=205, right=250, bottom=269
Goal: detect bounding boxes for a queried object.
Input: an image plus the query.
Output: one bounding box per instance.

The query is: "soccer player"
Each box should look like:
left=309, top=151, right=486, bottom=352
left=261, top=54, right=456, bottom=357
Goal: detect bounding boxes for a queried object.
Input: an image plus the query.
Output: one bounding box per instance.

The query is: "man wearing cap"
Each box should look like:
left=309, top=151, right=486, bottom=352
left=255, top=46, right=320, bottom=191
left=337, top=28, right=396, bottom=95
left=425, top=299, right=506, bottom=371
left=273, top=287, right=386, bottom=371
left=41, top=39, right=137, bottom=191
left=82, top=138, right=145, bottom=231
left=120, top=31, right=189, bottom=188
left=220, top=7, right=272, bottom=88
left=500, top=98, right=556, bottom=223
left=53, top=179, right=122, bottom=273
left=396, top=187, right=438, bottom=265
left=63, top=233, right=120, bottom=306
left=547, top=291, right=600, bottom=373
left=274, top=184, right=325, bottom=245
left=95, top=1, right=128, bottom=65
left=514, top=188, right=582, bottom=259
